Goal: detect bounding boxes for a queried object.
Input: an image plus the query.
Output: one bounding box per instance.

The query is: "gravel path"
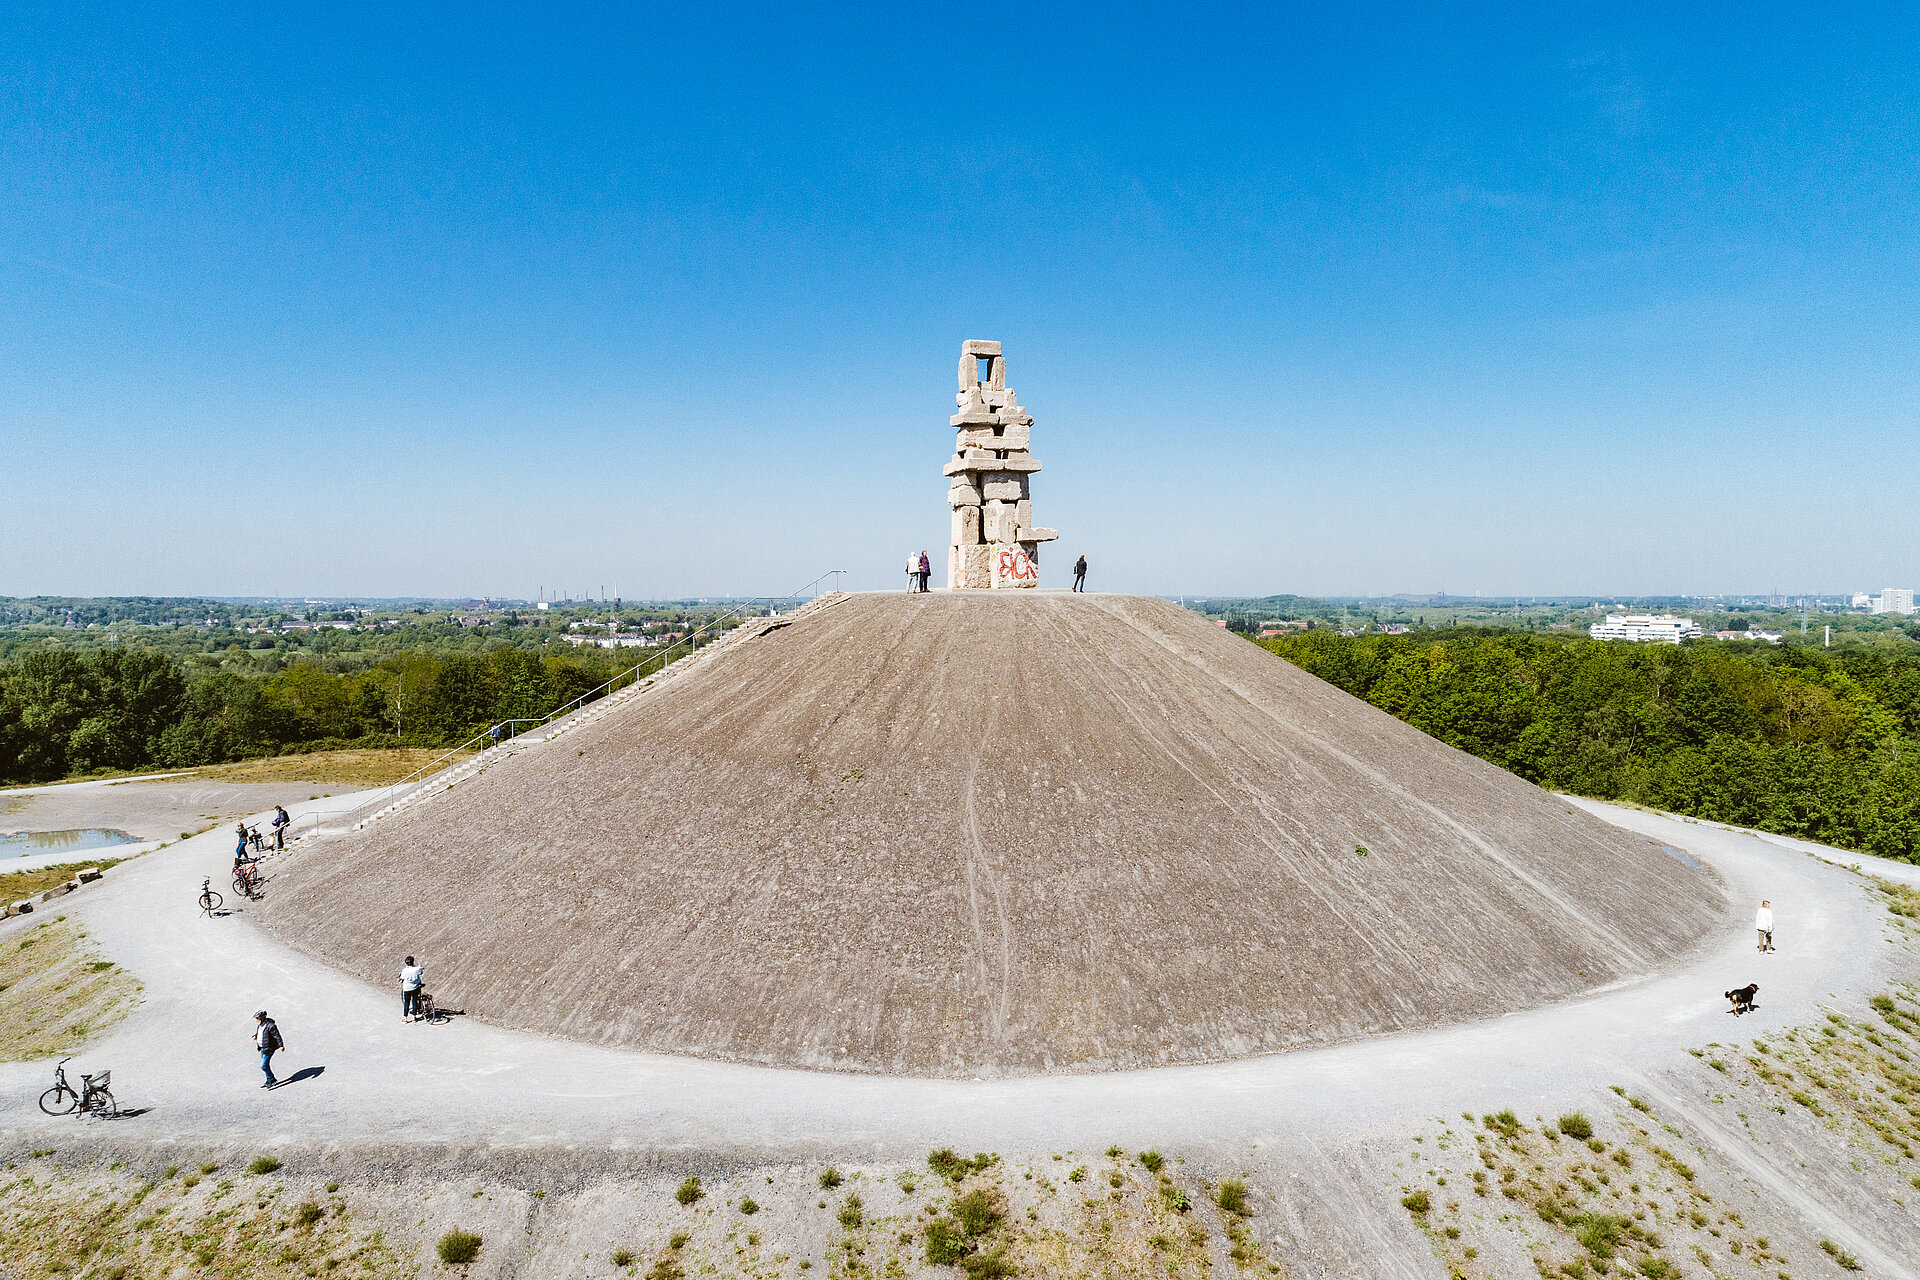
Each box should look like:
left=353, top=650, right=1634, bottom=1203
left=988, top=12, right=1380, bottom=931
left=3, top=789, right=1914, bottom=1169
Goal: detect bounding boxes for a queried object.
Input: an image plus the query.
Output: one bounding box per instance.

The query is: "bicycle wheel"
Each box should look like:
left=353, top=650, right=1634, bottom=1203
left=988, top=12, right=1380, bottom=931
left=39, top=1086, right=77, bottom=1116
left=200, top=890, right=223, bottom=913
left=84, top=1089, right=118, bottom=1117
left=232, top=877, right=253, bottom=898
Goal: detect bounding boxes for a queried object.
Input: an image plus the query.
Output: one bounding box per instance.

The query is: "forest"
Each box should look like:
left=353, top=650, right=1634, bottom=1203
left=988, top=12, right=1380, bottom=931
left=0, top=642, right=682, bottom=783
left=1263, top=629, right=1920, bottom=862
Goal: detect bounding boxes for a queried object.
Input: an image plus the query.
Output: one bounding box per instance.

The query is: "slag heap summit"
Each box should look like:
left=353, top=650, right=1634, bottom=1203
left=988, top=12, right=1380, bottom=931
left=254, top=341, right=1731, bottom=1080
left=945, top=340, right=1058, bottom=589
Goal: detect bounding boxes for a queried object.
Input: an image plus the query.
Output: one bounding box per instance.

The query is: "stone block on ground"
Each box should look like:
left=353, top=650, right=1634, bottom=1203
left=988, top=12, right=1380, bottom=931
left=8, top=900, right=31, bottom=916
left=41, top=882, right=73, bottom=902
left=77, top=867, right=103, bottom=883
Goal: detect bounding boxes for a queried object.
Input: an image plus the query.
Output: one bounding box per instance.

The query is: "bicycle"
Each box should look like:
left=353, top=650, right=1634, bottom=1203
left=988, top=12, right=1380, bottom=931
left=199, top=878, right=224, bottom=915
left=232, top=861, right=262, bottom=899
left=39, top=1058, right=117, bottom=1117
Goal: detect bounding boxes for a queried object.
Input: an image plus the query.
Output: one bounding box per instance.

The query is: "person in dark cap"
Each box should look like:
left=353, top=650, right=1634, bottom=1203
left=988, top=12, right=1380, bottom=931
left=251, top=1010, right=284, bottom=1088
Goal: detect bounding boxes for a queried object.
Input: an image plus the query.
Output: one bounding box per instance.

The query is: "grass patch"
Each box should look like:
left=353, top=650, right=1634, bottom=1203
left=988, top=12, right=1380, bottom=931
left=1215, top=1179, right=1250, bottom=1216
left=1557, top=1112, right=1594, bottom=1141
left=674, top=1176, right=703, bottom=1205
left=928, top=1148, right=999, bottom=1181
left=1820, top=1238, right=1862, bottom=1270
left=611, top=1247, right=635, bottom=1267
left=0, top=914, right=142, bottom=1060
left=818, top=1166, right=842, bottom=1189
left=738, top=1197, right=758, bottom=1215
left=246, top=1156, right=282, bottom=1175
left=836, top=1194, right=861, bottom=1229
left=0, top=857, right=132, bottom=904
left=1138, top=1150, right=1164, bottom=1172
left=438, top=1228, right=482, bottom=1265
left=180, top=748, right=477, bottom=788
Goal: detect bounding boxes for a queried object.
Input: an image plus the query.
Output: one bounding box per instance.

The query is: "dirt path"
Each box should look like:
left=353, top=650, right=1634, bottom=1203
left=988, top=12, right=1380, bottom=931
left=1, top=791, right=1913, bottom=1168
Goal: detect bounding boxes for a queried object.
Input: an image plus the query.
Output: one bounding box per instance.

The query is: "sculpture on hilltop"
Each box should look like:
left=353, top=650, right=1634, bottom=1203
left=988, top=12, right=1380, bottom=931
left=945, top=340, right=1059, bottom=588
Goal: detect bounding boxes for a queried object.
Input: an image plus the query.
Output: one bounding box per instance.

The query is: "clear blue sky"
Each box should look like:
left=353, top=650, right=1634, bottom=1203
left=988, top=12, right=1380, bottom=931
left=4, top=4, right=1916, bottom=599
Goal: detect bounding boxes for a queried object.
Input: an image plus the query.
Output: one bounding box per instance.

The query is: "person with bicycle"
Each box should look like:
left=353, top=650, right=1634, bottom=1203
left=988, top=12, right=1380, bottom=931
left=271, top=805, right=290, bottom=850
left=400, top=955, right=426, bottom=1021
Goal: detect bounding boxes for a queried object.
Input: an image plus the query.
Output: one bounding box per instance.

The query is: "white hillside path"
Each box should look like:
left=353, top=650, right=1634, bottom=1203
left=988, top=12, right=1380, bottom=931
left=1, top=788, right=1911, bottom=1165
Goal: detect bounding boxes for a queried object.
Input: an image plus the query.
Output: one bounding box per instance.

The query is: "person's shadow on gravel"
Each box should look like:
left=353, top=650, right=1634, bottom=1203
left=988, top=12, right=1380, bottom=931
left=270, top=1066, right=325, bottom=1089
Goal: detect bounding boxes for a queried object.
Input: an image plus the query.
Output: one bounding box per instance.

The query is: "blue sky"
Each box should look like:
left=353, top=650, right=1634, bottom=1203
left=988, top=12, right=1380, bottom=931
left=4, top=4, right=1917, bottom=599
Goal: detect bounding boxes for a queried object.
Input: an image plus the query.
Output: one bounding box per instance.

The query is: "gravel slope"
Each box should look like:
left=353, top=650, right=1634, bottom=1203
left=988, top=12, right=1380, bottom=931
left=254, top=592, right=1729, bottom=1076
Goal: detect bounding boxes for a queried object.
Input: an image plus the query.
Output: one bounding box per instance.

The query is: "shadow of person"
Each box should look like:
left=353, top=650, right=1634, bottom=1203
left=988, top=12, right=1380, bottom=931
left=270, top=1066, right=325, bottom=1089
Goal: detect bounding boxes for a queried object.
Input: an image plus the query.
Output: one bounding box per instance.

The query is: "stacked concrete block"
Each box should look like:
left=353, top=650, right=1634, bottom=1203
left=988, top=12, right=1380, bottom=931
left=944, top=340, right=1060, bottom=589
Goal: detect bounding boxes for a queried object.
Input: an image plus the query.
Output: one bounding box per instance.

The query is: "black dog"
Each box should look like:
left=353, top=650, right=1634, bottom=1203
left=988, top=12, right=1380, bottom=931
left=1725, top=983, right=1758, bottom=1015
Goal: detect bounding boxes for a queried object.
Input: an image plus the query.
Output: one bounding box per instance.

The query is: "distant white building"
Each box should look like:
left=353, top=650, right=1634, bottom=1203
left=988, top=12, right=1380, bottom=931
left=1870, top=588, right=1916, bottom=616
left=1589, top=614, right=1702, bottom=644
left=1852, top=593, right=1874, bottom=608
left=1713, top=629, right=1782, bottom=643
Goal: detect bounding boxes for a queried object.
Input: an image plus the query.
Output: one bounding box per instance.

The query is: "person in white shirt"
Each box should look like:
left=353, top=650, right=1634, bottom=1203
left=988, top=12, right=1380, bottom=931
left=1756, top=901, right=1774, bottom=952
left=400, top=956, right=426, bottom=1021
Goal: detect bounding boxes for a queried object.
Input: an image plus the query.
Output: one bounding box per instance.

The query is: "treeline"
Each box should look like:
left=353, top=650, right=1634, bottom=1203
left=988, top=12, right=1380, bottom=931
left=0, top=645, right=679, bottom=783
left=1264, top=630, right=1920, bottom=863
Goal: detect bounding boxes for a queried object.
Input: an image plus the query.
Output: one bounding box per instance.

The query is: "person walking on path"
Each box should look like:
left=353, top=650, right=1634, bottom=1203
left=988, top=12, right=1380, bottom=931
left=1756, top=900, right=1774, bottom=952
left=400, top=956, right=426, bottom=1021
left=917, top=551, right=931, bottom=593
left=1072, top=555, right=1087, bottom=592
left=271, top=805, right=290, bottom=850
left=905, top=552, right=918, bottom=592
left=252, top=1011, right=284, bottom=1088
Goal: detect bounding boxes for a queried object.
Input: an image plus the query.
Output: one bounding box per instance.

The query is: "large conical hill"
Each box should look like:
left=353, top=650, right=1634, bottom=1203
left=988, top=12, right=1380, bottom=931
left=257, top=592, right=1727, bottom=1077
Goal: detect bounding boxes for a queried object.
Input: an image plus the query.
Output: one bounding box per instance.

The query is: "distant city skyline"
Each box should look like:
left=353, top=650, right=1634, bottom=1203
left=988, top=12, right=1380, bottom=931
left=5, top=6, right=1918, bottom=598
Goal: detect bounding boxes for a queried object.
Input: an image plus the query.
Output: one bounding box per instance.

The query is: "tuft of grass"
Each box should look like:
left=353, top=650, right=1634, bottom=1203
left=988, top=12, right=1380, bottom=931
left=674, top=1176, right=704, bottom=1205
left=199, top=1161, right=218, bottom=1174
left=837, top=1194, right=862, bottom=1229
left=925, top=1218, right=971, bottom=1266
left=246, top=1155, right=282, bottom=1175
left=1216, top=1179, right=1250, bottom=1216
left=952, top=1188, right=1002, bottom=1236
left=738, top=1197, right=759, bottom=1215
left=818, top=1166, right=843, bottom=1189
left=438, top=1228, right=483, bottom=1265
left=1820, top=1239, right=1862, bottom=1270
left=1557, top=1113, right=1594, bottom=1140
left=928, top=1149, right=998, bottom=1181
left=294, top=1201, right=324, bottom=1227
left=1138, top=1150, right=1164, bottom=1172
left=669, top=1232, right=690, bottom=1250
left=1400, top=1189, right=1430, bottom=1216
left=959, top=1248, right=1015, bottom=1280
left=1160, top=1183, right=1191, bottom=1213
left=1105, top=1145, right=1124, bottom=1159
left=1483, top=1110, right=1522, bottom=1138
left=611, top=1248, right=635, bottom=1267
left=325, top=1180, right=340, bottom=1192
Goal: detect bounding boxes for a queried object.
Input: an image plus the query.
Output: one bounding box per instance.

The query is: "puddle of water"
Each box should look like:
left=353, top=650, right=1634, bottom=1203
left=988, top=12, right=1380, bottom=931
left=0, top=828, right=144, bottom=857
left=1658, top=843, right=1702, bottom=869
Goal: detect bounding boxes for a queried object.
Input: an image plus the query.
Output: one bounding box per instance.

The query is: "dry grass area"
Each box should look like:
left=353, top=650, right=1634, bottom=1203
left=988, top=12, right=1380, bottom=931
left=171, top=749, right=476, bottom=789
left=0, top=913, right=143, bottom=1061
left=0, top=1149, right=1288, bottom=1280
left=0, top=856, right=135, bottom=906
left=536, top=1148, right=1286, bottom=1280
left=0, top=1156, right=413, bottom=1280
left=1390, top=981, right=1920, bottom=1278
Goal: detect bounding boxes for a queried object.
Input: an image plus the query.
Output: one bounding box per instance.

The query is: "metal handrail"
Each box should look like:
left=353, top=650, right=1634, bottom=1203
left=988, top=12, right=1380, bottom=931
left=304, top=570, right=847, bottom=836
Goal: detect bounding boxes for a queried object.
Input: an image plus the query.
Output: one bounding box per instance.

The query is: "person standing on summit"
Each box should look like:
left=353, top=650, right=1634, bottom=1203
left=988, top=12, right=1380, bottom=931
left=1072, top=555, right=1088, bottom=592
left=905, top=552, right=918, bottom=592
left=1756, top=900, right=1774, bottom=952
left=917, top=550, right=931, bottom=593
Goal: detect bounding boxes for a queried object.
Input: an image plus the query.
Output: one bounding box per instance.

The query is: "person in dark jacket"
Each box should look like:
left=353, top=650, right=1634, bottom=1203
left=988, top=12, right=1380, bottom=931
left=251, top=1011, right=284, bottom=1088
left=1072, top=555, right=1087, bottom=592
left=917, top=551, right=931, bottom=593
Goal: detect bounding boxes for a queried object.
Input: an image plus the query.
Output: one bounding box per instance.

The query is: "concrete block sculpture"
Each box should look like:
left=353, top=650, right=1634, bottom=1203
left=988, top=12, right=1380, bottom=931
left=945, top=340, right=1059, bottom=588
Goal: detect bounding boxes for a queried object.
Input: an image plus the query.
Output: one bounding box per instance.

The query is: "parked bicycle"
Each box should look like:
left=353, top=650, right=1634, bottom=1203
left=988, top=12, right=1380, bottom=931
left=232, top=861, right=262, bottom=899
left=199, top=877, right=223, bottom=915
left=39, top=1058, right=117, bottom=1117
